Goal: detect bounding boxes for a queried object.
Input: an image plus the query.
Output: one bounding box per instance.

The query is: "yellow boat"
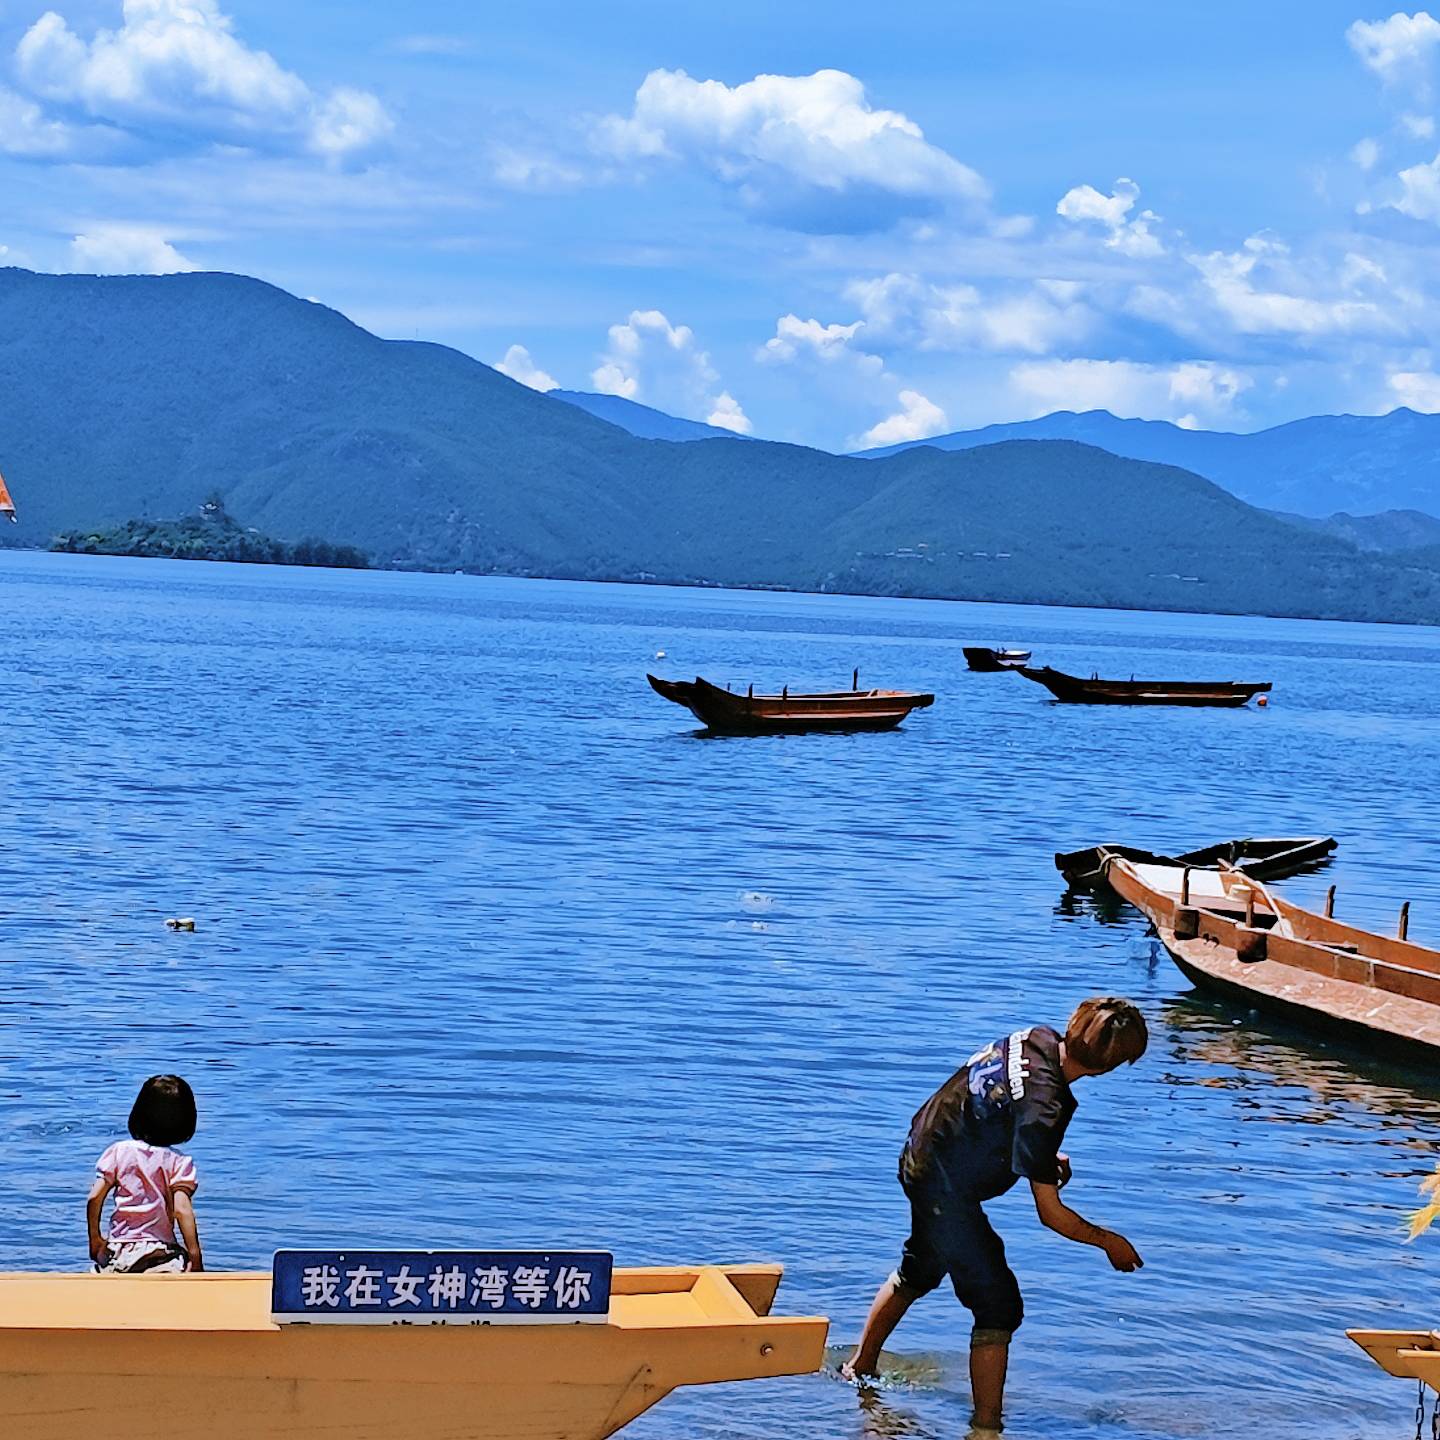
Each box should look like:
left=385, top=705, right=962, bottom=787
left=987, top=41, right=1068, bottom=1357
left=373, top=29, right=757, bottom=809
left=0, top=1264, right=828, bottom=1440
left=1350, top=1328, right=1440, bottom=1388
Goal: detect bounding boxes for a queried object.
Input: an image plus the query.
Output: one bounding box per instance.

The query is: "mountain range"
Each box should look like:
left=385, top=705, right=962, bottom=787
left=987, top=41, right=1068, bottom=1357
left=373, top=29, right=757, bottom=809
left=550, top=390, right=749, bottom=443
left=853, top=408, right=1440, bottom=522
left=3, top=265, right=1440, bottom=625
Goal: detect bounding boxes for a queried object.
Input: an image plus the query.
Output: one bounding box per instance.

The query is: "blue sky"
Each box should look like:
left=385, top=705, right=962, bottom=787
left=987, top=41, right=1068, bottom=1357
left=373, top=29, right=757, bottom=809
left=5, top=2, right=1440, bottom=449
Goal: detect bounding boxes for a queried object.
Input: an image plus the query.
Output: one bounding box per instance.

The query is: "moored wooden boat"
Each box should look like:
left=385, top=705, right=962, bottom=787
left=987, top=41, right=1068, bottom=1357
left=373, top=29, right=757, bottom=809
left=963, top=646, right=1031, bottom=672
left=1102, top=855, right=1440, bottom=1055
left=647, top=674, right=934, bottom=735
left=1055, top=835, right=1336, bottom=890
left=0, top=1264, right=828, bottom=1440
left=1017, top=666, right=1271, bottom=706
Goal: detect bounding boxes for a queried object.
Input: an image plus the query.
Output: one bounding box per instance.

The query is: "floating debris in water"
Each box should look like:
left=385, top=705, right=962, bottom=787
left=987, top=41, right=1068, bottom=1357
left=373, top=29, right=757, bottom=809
left=655, top=649, right=667, bottom=659
left=165, top=917, right=196, bottom=932
left=740, top=890, right=775, bottom=912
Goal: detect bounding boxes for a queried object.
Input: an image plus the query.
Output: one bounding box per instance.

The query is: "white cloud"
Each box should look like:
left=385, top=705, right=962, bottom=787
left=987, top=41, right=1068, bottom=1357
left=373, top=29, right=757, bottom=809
left=1347, top=11, right=1440, bottom=93
left=1009, top=358, right=1251, bottom=425
left=0, top=83, right=75, bottom=156
left=597, top=67, right=989, bottom=233
left=68, top=224, right=198, bottom=274
left=855, top=389, right=948, bottom=448
left=494, top=344, right=558, bottom=392
left=1189, top=235, right=1388, bottom=335
left=1353, top=136, right=1382, bottom=170
left=1404, top=111, right=1437, bottom=136
left=591, top=308, right=747, bottom=428
left=757, top=314, right=878, bottom=368
left=843, top=271, right=1093, bottom=356
left=1388, top=368, right=1440, bottom=407
left=1056, top=177, right=1163, bottom=257
left=14, top=0, right=391, bottom=159
left=706, top=391, right=753, bottom=434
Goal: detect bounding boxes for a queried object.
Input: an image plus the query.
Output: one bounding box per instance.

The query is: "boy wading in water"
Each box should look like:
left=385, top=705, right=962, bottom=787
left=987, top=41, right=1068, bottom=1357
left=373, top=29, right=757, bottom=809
left=842, top=997, right=1148, bottom=1433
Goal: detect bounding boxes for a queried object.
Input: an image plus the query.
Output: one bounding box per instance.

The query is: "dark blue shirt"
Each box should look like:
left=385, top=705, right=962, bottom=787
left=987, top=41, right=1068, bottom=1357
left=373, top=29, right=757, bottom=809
left=902, top=1025, right=1077, bottom=1199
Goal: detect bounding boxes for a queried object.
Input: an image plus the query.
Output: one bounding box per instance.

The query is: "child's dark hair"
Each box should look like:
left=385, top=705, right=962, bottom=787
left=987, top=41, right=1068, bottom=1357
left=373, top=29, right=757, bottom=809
left=128, top=1075, right=197, bottom=1147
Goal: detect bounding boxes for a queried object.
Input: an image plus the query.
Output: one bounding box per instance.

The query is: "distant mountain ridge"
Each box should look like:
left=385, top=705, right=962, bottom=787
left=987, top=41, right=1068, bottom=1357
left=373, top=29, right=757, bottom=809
left=856, top=408, right=1440, bottom=520
left=3, top=266, right=1440, bottom=625
left=550, top=390, right=750, bottom=443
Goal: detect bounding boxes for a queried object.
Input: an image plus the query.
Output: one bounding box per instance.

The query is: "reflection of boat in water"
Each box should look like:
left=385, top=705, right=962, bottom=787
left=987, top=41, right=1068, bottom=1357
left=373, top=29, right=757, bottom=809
left=647, top=674, right=934, bottom=735
left=1103, top=855, right=1440, bottom=1058
left=0, top=1265, right=828, bottom=1440
left=1056, top=836, right=1335, bottom=890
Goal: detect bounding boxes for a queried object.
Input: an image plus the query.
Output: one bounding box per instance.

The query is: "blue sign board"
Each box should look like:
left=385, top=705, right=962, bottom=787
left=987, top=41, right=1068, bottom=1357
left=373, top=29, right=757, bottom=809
left=271, top=1249, right=613, bottom=1325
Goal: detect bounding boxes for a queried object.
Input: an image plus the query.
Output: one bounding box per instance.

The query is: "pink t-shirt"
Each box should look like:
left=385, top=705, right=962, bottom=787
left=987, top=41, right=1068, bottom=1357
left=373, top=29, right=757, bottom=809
left=96, top=1139, right=198, bottom=1246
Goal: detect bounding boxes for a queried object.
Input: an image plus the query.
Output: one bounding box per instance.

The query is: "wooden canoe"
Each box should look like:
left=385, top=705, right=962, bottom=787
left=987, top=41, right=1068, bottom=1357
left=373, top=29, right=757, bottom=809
left=647, top=674, right=934, bottom=735
left=1103, top=856, right=1440, bottom=1056
left=1055, top=835, right=1336, bottom=890
left=1017, top=666, right=1271, bottom=706
left=963, top=647, right=1031, bottom=672
left=0, top=1265, right=828, bottom=1440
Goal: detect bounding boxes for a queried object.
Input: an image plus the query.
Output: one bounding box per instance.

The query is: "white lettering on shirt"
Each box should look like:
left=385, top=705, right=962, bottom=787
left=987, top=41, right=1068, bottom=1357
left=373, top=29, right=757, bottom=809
left=1007, top=1028, right=1033, bottom=1101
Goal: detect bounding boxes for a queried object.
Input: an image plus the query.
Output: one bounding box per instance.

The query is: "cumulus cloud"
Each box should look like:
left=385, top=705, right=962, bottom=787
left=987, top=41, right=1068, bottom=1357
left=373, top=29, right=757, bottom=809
left=69, top=224, right=198, bottom=274
left=597, top=67, right=989, bottom=233
left=757, top=314, right=878, bottom=368
left=0, top=83, right=76, bottom=156
left=14, top=0, right=391, bottom=159
left=706, top=391, right=753, bottom=434
left=591, top=308, right=749, bottom=431
left=1388, top=368, right=1440, bottom=407
left=844, top=272, right=1093, bottom=355
left=1056, top=177, right=1164, bottom=257
left=1009, top=358, right=1251, bottom=427
left=1352, top=136, right=1382, bottom=170
left=1347, top=11, right=1440, bottom=93
left=494, top=344, right=558, bottom=392
left=855, top=389, right=948, bottom=448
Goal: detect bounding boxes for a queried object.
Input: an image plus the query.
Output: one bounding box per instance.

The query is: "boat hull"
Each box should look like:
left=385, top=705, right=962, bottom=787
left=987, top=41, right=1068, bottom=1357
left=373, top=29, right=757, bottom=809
left=963, top=647, right=1030, bottom=672
left=1017, top=666, right=1270, bottom=706
left=1104, top=856, right=1440, bottom=1059
left=647, top=674, right=933, bottom=735
left=0, top=1266, right=828, bottom=1440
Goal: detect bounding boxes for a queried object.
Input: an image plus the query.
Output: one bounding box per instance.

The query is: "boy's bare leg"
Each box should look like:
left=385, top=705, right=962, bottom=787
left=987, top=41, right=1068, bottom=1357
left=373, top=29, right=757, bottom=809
left=968, top=1337, right=1009, bottom=1432
left=840, top=1275, right=915, bottom=1380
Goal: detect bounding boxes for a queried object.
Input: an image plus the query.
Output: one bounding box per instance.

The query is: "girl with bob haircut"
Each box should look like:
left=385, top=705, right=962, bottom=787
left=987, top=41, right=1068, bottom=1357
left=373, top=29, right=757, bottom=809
left=87, top=1075, right=204, bottom=1274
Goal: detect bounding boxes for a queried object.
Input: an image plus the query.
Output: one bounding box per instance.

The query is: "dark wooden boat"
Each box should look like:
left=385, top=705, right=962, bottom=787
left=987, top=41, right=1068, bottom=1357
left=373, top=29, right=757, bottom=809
left=1103, top=856, right=1440, bottom=1056
left=1055, top=835, right=1336, bottom=890
left=647, top=674, right=934, bottom=735
left=963, top=647, right=1032, bottom=672
left=1017, top=665, right=1271, bottom=707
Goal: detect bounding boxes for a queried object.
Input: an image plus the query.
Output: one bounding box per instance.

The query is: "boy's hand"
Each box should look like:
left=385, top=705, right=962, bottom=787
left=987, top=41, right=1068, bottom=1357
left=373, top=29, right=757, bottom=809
left=1056, top=1153, right=1072, bottom=1188
left=89, top=1236, right=110, bottom=1267
left=1102, top=1233, right=1143, bottom=1272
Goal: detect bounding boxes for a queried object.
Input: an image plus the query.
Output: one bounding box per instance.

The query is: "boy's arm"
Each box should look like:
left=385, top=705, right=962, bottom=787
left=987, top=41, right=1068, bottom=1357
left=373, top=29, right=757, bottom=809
left=86, top=1176, right=113, bottom=1264
left=173, top=1190, right=203, bottom=1271
left=1030, top=1180, right=1143, bottom=1271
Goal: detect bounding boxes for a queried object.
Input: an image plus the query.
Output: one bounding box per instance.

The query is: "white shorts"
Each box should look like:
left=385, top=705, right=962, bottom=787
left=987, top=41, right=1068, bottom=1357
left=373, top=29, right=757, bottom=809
left=98, top=1240, right=186, bottom=1274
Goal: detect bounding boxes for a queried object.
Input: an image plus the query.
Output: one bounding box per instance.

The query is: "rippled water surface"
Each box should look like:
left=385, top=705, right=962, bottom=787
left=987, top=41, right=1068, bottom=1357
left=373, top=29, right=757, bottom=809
left=5, top=550, right=1440, bottom=1440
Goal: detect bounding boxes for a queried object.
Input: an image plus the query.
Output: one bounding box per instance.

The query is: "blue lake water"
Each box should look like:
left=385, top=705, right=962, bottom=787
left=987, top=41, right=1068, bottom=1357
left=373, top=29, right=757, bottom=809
left=4, top=549, right=1440, bottom=1440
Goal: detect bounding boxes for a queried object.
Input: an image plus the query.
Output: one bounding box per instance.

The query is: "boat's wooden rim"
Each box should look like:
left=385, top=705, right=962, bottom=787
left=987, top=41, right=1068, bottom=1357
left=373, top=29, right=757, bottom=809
left=0, top=1265, right=803, bottom=1334
left=1350, top=1329, right=1440, bottom=1382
